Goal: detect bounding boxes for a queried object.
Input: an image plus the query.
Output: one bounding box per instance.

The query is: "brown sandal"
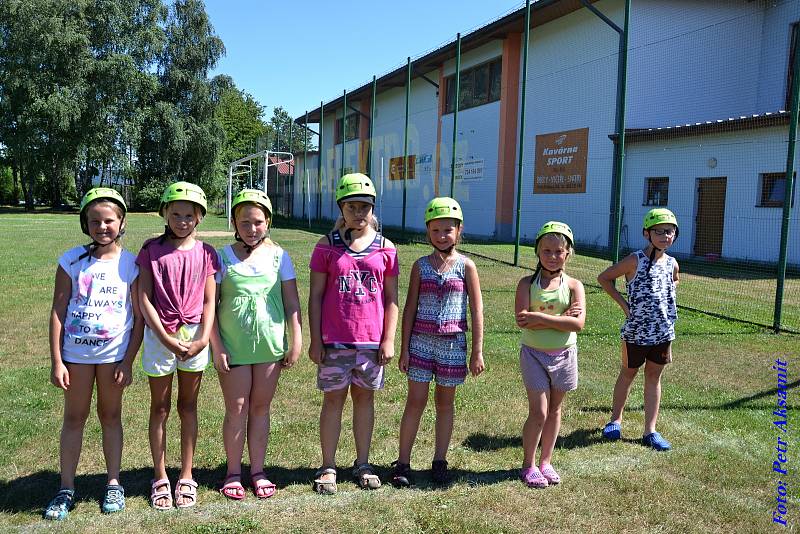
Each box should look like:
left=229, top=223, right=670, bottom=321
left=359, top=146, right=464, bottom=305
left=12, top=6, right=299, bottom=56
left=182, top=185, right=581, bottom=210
left=312, top=467, right=337, bottom=495
left=352, top=462, right=381, bottom=490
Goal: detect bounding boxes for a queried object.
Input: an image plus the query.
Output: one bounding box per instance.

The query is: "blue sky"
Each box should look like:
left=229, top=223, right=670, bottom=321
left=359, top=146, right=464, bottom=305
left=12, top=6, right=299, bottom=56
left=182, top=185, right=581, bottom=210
left=204, top=0, right=525, bottom=121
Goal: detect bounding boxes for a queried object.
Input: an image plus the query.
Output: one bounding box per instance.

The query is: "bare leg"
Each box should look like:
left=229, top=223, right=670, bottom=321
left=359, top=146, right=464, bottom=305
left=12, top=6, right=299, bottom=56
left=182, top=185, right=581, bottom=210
left=175, top=370, right=203, bottom=506
left=433, top=385, right=456, bottom=462
left=319, top=387, right=348, bottom=483
left=538, top=389, right=567, bottom=467
left=247, top=362, right=282, bottom=474
left=521, top=388, right=548, bottom=469
left=609, top=342, right=639, bottom=423
left=59, top=364, right=96, bottom=489
left=397, top=380, right=430, bottom=464
left=350, top=385, right=375, bottom=466
left=643, top=361, right=666, bottom=435
left=148, top=374, right=173, bottom=508
left=218, top=365, right=251, bottom=491
left=95, top=364, right=124, bottom=486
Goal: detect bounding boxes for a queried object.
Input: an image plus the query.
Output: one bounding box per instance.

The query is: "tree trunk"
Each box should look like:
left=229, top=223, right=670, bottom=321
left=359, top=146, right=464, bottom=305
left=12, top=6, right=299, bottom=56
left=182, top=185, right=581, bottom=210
left=20, top=161, right=34, bottom=211
left=11, top=161, right=20, bottom=204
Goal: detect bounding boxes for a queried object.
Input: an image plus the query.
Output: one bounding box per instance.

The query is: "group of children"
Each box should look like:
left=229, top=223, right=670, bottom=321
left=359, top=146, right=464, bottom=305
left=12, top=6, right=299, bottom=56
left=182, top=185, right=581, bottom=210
left=45, top=173, right=680, bottom=519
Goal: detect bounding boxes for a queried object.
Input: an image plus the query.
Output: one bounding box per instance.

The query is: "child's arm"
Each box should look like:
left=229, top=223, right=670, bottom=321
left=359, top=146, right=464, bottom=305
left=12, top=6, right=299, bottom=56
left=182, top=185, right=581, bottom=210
left=526, top=279, right=586, bottom=332
left=281, top=278, right=303, bottom=368
left=114, top=277, right=144, bottom=387
left=465, top=258, right=484, bottom=377
left=380, top=272, right=399, bottom=366
left=137, top=267, right=187, bottom=356
left=308, top=270, right=327, bottom=365
left=514, top=275, right=537, bottom=329
left=673, top=259, right=680, bottom=286
left=185, top=275, right=216, bottom=359
left=49, top=266, right=71, bottom=390
left=209, top=284, right=230, bottom=373
left=399, top=261, right=421, bottom=374
left=596, top=254, right=638, bottom=318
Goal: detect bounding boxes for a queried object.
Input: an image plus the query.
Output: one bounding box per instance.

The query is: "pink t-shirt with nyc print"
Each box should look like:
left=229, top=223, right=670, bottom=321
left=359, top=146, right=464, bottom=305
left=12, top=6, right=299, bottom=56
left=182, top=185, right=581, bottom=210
left=309, top=233, right=398, bottom=349
left=136, top=238, right=218, bottom=333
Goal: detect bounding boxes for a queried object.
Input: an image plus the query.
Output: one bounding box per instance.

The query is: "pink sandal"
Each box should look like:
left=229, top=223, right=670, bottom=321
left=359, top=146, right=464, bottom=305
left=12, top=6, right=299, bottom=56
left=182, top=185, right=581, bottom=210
left=250, top=472, right=276, bottom=499
left=520, top=467, right=549, bottom=489
left=540, top=464, right=561, bottom=485
left=220, top=474, right=245, bottom=501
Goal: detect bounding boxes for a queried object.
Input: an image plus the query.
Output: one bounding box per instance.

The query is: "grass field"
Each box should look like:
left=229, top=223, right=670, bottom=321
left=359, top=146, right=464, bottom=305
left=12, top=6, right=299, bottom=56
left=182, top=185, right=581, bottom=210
left=0, top=210, right=797, bottom=533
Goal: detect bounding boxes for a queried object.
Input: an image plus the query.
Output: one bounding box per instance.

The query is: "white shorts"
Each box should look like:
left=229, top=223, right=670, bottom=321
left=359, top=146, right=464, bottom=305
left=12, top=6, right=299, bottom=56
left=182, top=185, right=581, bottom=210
left=141, top=324, right=209, bottom=377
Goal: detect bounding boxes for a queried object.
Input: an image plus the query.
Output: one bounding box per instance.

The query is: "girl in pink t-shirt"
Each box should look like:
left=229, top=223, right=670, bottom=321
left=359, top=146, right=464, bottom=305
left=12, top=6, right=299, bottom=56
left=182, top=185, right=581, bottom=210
left=308, top=173, right=399, bottom=494
left=136, top=182, right=218, bottom=510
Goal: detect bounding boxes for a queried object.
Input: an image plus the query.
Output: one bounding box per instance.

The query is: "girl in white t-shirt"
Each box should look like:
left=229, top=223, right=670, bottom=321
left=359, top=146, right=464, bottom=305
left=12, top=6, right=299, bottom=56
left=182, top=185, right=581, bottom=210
left=45, top=188, right=144, bottom=521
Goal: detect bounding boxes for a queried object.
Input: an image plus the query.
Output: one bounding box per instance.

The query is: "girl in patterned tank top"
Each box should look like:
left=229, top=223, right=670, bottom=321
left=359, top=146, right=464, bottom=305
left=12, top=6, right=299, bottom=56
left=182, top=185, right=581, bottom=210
left=598, top=208, right=680, bottom=452
left=391, top=198, right=484, bottom=488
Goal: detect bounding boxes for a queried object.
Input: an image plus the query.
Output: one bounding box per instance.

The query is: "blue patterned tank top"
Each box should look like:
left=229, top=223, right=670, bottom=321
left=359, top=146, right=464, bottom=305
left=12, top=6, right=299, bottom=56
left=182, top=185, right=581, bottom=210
left=621, top=250, right=677, bottom=345
left=412, top=254, right=468, bottom=335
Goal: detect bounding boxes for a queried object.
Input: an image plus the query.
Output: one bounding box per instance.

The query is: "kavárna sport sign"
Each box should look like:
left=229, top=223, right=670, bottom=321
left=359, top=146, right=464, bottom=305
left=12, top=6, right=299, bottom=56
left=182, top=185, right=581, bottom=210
left=533, top=128, right=589, bottom=194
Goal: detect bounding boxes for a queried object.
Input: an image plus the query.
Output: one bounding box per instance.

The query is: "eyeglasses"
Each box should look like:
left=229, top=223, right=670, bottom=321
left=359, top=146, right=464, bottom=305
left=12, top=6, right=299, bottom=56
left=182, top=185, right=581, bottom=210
left=650, top=228, right=676, bottom=237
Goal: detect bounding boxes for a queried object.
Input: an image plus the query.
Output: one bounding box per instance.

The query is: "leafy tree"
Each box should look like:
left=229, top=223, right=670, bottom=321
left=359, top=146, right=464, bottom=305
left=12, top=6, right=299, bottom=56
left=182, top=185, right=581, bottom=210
left=137, top=0, right=225, bottom=207
left=266, top=106, right=315, bottom=154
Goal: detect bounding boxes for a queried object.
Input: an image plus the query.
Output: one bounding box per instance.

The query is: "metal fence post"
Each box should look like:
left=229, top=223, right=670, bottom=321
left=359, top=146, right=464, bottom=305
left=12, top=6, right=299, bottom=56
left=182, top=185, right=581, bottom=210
left=514, top=0, right=531, bottom=266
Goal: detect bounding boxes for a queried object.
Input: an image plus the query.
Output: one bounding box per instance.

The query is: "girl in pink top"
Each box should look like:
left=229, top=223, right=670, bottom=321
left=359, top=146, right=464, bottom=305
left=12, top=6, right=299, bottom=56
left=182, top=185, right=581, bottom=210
left=136, top=182, right=218, bottom=510
left=308, top=173, right=399, bottom=494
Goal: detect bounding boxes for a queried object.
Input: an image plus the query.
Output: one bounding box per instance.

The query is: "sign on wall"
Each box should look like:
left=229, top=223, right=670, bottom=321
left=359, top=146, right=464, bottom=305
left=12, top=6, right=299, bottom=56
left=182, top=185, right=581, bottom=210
left=533, top=128, right=589, bottom=194
left=454, top=159, right=485, bottom=181
left=389, top=155, right=416, bottom=180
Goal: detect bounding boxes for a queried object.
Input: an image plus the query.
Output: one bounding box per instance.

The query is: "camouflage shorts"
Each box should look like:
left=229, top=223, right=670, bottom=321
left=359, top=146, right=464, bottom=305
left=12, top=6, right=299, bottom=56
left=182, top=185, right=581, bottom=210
left=316, top=347, right=384, bottom=392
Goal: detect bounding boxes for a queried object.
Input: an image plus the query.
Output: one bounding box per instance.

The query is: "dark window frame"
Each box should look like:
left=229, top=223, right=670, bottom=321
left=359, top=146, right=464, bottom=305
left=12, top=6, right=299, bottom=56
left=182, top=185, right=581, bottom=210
left=334, top=113, right=360, bottom=145
left=758, top=172, right=796, bottom=208
left=444, top=57, right=502, bottom=114
left=643, top=177, right=669, bottom=207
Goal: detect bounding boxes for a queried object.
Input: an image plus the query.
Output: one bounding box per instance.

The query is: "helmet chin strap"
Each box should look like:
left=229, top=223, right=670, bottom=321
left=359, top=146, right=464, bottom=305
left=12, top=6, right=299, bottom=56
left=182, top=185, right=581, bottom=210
left=235, top=231, right=266, bottom=254
left=434, top=243, right=455, bottom=254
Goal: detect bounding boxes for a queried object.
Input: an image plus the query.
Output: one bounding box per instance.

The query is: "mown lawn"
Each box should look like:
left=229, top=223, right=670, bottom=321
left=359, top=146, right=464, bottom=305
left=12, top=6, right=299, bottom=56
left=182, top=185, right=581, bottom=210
left=0, top=210, right=797, bottom=533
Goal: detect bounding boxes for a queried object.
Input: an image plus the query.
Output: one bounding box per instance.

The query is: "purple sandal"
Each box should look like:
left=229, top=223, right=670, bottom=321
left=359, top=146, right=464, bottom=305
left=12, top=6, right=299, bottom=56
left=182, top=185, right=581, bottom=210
left=520, top=467, right=549, bottom=489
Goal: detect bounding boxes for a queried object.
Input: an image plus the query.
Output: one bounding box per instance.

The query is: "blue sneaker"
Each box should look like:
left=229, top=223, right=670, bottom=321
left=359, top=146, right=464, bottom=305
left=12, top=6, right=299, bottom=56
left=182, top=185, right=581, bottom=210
left=43, top=488, right=75, bottom=521
left=602, top=421, right=621, bottom=441
left=642, top=432, right=672, bottom=451
left=101, top=484, right=125, bottom=514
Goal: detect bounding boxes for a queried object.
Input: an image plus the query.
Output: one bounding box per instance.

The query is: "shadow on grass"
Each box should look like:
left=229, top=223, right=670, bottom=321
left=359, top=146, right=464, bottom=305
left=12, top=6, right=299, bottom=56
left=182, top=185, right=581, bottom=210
left=0, top=464, right=320, bottom=514
left=462, top=427, right=608, bottom=453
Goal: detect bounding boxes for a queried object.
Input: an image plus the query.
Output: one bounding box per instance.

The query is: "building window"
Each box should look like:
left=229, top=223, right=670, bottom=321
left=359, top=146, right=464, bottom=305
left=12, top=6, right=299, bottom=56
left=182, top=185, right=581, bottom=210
left=788, top=22, right=800, bottom=110
left=444, top=58, right=502, bottom=114
left=759, top=172, right=796, bottom=207
left=335, top=114, right=360, bottom=144
left=644, top=177, right=669, bottom=206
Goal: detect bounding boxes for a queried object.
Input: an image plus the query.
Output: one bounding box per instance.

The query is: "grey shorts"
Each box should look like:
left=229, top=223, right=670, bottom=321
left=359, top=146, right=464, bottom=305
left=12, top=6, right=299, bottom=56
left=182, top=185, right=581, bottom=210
left=316, top=347, right=384, bottom=392
left=520, top=345, right=578, bottom=392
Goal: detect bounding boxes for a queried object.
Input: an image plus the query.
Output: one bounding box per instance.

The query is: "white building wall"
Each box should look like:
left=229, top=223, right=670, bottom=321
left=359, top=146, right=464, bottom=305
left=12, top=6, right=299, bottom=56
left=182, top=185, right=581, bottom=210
left=438, top=40, right=503, bottom=237
left=371, top=75, right=439, bottom=232
left=627, top=0, right=798, bottom=128
left=516, top=0, right=621, bottom=248
left=623, top=126, right=800, bottom=264
left=757, top=0, right=800, bottom=113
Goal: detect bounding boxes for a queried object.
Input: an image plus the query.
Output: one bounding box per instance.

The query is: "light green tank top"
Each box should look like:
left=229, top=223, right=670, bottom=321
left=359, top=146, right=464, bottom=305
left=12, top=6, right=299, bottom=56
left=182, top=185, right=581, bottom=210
left=217, top=246, right=287, bottom=364
left=520, top=272, right=577, bottom=350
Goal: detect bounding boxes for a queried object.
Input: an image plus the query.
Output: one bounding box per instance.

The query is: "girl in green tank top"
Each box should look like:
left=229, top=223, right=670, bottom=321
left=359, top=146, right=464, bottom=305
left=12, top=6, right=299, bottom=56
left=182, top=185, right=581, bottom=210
left=209, top=190, right=302, bottom=501
left=514, top=222, right=586, bottom=489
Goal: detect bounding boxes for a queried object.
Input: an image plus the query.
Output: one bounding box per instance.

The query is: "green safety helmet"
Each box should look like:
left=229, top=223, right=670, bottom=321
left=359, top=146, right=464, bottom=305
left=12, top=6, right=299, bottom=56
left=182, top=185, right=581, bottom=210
left=79, top=187, right=127, bottom=236
left=159, top=181, right=207, bottom=217
left=424, top=197, right=463, bottom=224
left=643, top=208, right=678, bottom=230
left=231, top=189, right=272, bottom=217
left=336, top=173, right=376, bottom=205
left=535, top=221, right=574, bottom=251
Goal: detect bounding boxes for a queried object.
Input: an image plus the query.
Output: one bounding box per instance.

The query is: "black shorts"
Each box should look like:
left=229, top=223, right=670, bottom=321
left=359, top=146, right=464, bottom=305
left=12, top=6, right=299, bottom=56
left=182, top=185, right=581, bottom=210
left=623, top=341, right=672, bottom=368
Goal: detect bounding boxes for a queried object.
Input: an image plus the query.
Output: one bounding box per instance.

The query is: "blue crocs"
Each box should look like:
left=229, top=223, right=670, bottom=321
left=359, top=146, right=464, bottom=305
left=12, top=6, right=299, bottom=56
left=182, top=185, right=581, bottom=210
left=44, top=488, right=75, bottom=521
left=602, top=421, right=621, bottom=441
left=642, top=431, right=672, bottom=451
left=101, top=484, right=125, bottom=514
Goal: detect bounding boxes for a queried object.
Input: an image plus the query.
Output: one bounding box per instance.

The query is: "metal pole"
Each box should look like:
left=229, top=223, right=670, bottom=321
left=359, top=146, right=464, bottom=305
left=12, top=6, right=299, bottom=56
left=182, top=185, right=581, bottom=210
left=341, top=89, right=347, bottom=179
left=288, top=121, right=293, bottom=217
left=318, top=101, right=324, bottom=220
left=227, top=164, right=233, bottom=230
left=514, top=0, right=531, bottom=266
left=368, top=75, right=376, bottom=177
left=610, top=0, right=631, bottom=263
left=402, top=56, right=411, bottom=237
left=774, top=30, right=800, bottom=332
left=450, top=33, right=461, bottom=197
left=303, top=110, right=308, bottom=220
